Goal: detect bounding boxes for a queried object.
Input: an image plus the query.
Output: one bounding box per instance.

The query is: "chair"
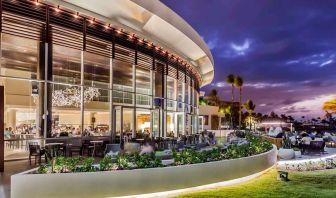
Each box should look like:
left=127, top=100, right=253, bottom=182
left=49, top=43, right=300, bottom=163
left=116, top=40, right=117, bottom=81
left=308, top=141, right=325, bottom=154
left=69, top=139, right=83, bottom=157
left=124, top=143, right=141, bottom=154
left=105, top=144, right=121, bottom=159
left=82, top=139, right=94, bottom=156
left=28, top=143, right=46, bottom=165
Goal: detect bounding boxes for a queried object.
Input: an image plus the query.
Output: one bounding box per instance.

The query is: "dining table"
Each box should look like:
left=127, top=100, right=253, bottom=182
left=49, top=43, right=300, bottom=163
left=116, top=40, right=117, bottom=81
left=44, top=142, right=64, bottom=157
left=90, top=140, right=104, bottom=157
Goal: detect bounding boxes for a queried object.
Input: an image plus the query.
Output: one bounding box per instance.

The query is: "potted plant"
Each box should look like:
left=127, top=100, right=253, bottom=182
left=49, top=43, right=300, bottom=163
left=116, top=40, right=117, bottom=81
left=278, top=136, right=295, bottom=160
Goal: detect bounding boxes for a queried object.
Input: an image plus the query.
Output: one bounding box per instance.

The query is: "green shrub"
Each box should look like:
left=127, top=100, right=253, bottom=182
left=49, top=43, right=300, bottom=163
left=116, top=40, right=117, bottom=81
left=117, top=153, right=130, bottom=170
left=80, top=157, right=95, bottom=172
left=134, top=153, right=163, bottom=168
left=37, top=164, right=49, bottom=174
left=100, top=156, right=113, bottom=171
left=173, top=149, right=203, bottom=165
left=65, top=157, right=81, bottom=172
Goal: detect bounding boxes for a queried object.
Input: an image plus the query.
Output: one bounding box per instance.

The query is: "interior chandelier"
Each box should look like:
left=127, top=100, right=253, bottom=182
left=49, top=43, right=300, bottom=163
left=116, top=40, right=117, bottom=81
left=34, top=87, right=101, bottom=107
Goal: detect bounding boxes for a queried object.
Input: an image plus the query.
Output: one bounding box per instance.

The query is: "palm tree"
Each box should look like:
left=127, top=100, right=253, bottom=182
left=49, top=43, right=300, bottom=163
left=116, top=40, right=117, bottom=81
left=234, top=75, right=243, bottom=130
left=207, top=89, right=220, bottom=106
left=226, top=74, right=235, bottom=129
left=244, top=99, right=256, bottom=131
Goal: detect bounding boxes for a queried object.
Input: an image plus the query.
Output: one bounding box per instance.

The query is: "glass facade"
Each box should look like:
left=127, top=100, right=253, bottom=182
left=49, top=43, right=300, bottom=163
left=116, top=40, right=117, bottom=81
left=0, top=2, right=200, bottom=149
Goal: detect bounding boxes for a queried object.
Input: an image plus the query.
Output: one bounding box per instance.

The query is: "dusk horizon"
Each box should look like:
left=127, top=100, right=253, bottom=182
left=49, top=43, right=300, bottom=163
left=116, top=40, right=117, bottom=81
left=162, top=0, right=336, bottom=119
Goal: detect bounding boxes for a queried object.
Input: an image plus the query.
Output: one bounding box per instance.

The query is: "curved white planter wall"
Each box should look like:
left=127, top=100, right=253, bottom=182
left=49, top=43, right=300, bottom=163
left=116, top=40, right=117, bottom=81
left=11, top=146, right=277, bottom=198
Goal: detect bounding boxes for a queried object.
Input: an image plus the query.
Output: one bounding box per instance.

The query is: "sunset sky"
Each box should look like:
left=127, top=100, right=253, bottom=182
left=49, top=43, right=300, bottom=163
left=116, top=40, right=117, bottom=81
left=162, top=0, right=336, bottom=119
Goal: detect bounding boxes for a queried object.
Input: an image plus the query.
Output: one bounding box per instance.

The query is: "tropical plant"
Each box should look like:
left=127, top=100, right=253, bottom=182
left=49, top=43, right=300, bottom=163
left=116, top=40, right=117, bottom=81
left=80, top=157, right=95, bottom=172
left=117, top=153, right=130, bottom=170
left=244, top=99, right=256, bottom=130
left=282, top=137, right=292, bottom=149
left=134, top=153, right=162, bottom=168
left=226, top=74, right=235, bottom=128
left=99, top=156, right=113, bottom=171
left=65, top=157, right=81, bottom=172
left=37, top=164, right=49, bottom=174
left=234, top=75, right=244, bottom=129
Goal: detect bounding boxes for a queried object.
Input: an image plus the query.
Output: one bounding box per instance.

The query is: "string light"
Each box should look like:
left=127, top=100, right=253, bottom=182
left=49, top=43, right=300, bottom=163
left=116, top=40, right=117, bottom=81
left=29, top=0, right=201, bottom=84
left=74, top=12, right=79, bottom=18
left=55, top=5, right=60, bottom=12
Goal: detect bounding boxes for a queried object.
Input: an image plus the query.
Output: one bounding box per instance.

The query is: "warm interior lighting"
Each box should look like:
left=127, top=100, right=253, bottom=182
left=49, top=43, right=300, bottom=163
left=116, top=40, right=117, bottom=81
left=55, top=5, right=60, bottom=12
left=35, top=0, right=39, bottom=6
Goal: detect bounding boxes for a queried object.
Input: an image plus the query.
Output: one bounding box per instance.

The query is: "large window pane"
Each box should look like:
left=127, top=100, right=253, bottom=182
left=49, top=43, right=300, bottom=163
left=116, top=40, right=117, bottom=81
left=84, top=52, right=110, bottom=89
left=113, top=60, right=133, bottom=92
left=1, top=34, right=39, bottom=79
left=154, top=62, right=164, bottom=98
left=53, top=45, right=81, bottom=85
left=51, top=83, right=81, bottom=137
left=136, top=109, right=151, bottom=138
left=136, top=66, right=151, bottom=107
left=167, top=76, right=176, bottom=111
left=136, top=67, right=151, bottom=95
left=123, top=108, right=134, bottom=138
left=1, top=78, right=42, bottom=160
left=83, top=88, right=110, bottom=136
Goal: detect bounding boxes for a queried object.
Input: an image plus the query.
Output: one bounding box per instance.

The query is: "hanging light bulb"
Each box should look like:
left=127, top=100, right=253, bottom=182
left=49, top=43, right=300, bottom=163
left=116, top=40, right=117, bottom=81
left=74, top=12, right=79, bottom=18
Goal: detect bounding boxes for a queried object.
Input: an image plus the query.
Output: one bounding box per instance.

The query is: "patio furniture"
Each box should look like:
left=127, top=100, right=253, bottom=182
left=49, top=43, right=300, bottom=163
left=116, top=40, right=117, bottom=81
left=124, top=143, right=141, bottom=154
left=105, top=144, right=121, bottom=157
left=195, top=142, right=208, bottom=150
left=261, top=135, right=283, bottom=148
left=44, top=142, right=65, bottom=157
left=69, top=139, right=83, bottom=157
left=90, top=140, right=104, bottom=157
left=307, top=141, right=325, bottom=154
left=82, top=140, right=94, bottom=156
left=28, top=143, right=46, bottom=165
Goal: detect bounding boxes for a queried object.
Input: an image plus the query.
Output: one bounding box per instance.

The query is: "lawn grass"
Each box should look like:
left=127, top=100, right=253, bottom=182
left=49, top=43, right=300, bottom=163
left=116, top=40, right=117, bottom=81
left=174, top=169, right=336, bottom=198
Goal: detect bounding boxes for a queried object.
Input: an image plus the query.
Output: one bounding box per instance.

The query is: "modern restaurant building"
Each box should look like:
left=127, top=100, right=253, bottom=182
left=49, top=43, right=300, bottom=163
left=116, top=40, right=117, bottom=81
left=0, top=0, right=214, bottom=144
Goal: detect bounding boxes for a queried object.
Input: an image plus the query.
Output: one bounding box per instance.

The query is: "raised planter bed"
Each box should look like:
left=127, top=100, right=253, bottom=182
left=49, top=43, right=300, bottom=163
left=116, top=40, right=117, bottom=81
left=11, top=145, right=277, bottom=198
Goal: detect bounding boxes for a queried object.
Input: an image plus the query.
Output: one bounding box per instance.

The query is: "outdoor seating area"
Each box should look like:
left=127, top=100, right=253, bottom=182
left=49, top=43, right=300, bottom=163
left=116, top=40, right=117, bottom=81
left=19, top=131, right=219, bottom=165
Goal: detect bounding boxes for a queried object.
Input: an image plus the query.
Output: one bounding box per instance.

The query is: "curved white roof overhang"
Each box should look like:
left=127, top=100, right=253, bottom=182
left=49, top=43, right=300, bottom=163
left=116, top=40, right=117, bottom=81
left=44, top=0, right=215, bottom=87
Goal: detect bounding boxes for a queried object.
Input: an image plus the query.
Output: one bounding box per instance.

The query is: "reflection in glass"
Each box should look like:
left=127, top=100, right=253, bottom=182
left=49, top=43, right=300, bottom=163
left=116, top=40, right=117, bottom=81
left=53, top=45, right=81, bottom=85
left=1, top=33, right=39, bottom=79
left=84, top=52, right=110, bottom=89
left=113, top=60, right=133, bottom=92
